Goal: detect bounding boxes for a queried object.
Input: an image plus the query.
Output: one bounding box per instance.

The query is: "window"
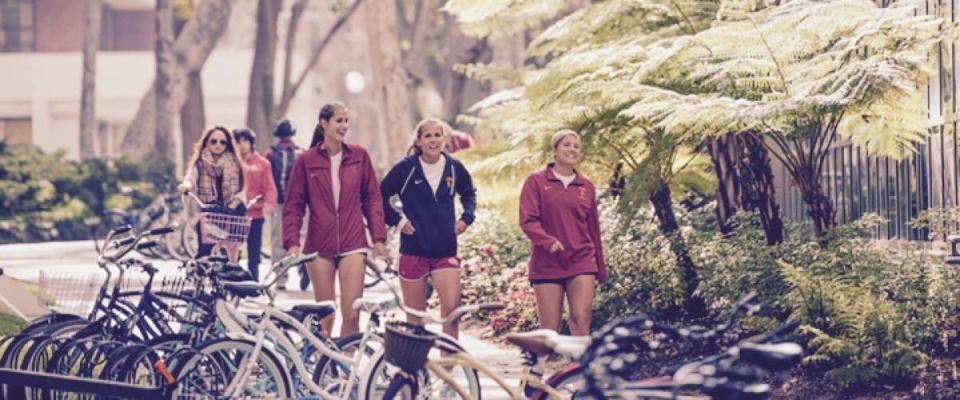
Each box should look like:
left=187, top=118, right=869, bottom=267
left=0, top=0, right=34, bottom=52
left=0, top=118, right=33, bottom=145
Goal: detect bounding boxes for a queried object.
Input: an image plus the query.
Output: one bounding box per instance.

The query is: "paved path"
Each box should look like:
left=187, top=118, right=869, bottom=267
left=0, top=240, right=525, bottom=398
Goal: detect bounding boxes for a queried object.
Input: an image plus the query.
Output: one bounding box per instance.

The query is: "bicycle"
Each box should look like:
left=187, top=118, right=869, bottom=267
left=181, top=191, right=262, bottom=264
left=94, top=187, right=183, bottom=260
left=361, top=259, right=584, bottom=400
left=536, top=292, right=801, bottom=399
left=167, top=252, right=412, bottom=399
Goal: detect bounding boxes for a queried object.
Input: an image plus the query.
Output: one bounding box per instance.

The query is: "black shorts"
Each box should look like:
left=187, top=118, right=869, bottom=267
left=529, top=272, right=597, bottom=287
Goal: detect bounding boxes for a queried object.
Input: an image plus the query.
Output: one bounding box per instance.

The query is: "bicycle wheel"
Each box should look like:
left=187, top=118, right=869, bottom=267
left=168, top=337, right=292, bottom=399
left=364, top=268, right=382, bottom=288
left=180, top=218, right=199, bottom=259
left=361, top=335, right=480, bottom=400
left=382, top=374, right=419, bottom=400
left=117, top=334, right=190, bottom=385
left=543, top=364, right=589, bottom=399
left=311, top=332, right=382, bottom=394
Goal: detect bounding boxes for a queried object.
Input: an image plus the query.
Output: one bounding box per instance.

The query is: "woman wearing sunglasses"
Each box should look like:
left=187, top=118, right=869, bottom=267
left=178, top=126, right=246, bottom=261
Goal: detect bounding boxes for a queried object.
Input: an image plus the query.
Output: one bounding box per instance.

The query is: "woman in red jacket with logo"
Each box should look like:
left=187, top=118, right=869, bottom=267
left=519, top=129, right=606, bottom=338
left=283, top=102, right=391, bottom=337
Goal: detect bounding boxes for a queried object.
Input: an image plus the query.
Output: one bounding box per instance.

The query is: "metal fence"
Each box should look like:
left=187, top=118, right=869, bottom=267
left=776, top=0, right=956, bottom=240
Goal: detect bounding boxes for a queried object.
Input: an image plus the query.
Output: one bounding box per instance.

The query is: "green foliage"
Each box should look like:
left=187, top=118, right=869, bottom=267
left=442, top=0, right=577, bottom=39
left=694, top=212, right=959, bottom=390
left=463, top=198, right=960, bottom=390
left=0, top=142, right=175, bottom=243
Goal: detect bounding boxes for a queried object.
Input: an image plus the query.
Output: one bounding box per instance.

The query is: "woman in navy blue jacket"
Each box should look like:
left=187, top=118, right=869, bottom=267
left=381, top=118, right=477, bottom=339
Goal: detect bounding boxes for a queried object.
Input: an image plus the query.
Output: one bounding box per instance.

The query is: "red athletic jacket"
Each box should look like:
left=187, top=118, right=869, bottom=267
left=242, top=151, right=278, bottom=219
left=282, top=143, right=387, bottom=256
left=518, top=165, right=607, bottom=283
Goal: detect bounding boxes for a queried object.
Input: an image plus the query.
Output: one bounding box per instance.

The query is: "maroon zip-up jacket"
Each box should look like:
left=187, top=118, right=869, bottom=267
left=519, top=165, right=607, bottom=283
left=282, top=143, right=387, bottom=257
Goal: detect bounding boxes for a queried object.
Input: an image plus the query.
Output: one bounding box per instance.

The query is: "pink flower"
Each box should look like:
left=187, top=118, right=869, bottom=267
left=482, top=245, right=494, bottom=257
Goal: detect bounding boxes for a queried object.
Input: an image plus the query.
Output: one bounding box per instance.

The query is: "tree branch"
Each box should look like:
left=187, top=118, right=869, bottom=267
left=280, top=0, right=308, bottom=104
left=275, top=0, right=365, bottom=118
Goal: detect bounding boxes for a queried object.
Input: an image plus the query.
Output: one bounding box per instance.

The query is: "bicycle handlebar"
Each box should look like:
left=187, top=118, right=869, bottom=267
left=98, top=225, right=176, bottom=264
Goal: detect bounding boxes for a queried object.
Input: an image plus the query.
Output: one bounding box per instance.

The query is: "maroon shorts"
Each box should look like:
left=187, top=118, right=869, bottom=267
left=398, top=254, right=460, bottom=280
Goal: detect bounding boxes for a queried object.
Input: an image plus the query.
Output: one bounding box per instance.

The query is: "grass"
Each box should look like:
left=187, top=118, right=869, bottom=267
left=0, top=312, right=26, bottom=336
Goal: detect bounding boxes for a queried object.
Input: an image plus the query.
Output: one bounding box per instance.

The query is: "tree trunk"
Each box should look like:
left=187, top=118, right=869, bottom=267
left=709, top=132, right=784, bottom=244
left=403, top=0, right=436, bottom=87
left=280, top=0, right=307, bottom=113
left=247, top=0, right=281, bottom=149
left=649, top=182, right=705, bottom=318
left=446, top=38, right=488, bottom=119
left=365, top=0, right=415, bottom=166
left=155, top=0, right=176, bottom=162
left=120, top=0, right=233, bottom=158
left=797, top=171, right=836, bottom=238
left=180, top=72, right=205, bottom=165
left=79, top=0, right=101, bottom=159
left=174, top=13, right=204, bottom=170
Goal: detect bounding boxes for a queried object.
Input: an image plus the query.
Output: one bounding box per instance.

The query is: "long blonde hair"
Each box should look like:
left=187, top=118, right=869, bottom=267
left=407, top=117, right=453, bottom=156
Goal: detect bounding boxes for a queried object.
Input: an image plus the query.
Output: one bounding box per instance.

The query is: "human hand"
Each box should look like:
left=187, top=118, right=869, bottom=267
left=455, top=220, right=468, bottom=235
left=549, top=241, right=565, bottom=253
left=374, top=242, right=393, bottom=265
left=401, top=221, right=416, bottom=235
left=177, top=183, right=191, bottom=193
left=288, top=246, right=301, bottom=256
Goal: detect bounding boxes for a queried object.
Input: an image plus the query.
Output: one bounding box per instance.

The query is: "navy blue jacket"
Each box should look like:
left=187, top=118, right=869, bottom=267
left=380, top=154, right=477, bottom=258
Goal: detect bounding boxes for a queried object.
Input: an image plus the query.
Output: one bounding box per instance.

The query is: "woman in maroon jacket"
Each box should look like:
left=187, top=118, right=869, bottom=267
left=519, top=129, right=606, bottom=337
left=283, top=102, right=391, bottom=337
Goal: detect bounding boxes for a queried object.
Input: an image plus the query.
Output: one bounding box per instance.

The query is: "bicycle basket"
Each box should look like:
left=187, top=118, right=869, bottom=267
left=384, top=321, right=437, bottom=373
left=199, top=212, right=251, bottom=244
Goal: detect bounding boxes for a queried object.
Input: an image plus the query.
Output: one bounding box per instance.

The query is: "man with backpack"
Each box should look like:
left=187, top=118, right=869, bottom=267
left=265, top=119, right=308, bottom=290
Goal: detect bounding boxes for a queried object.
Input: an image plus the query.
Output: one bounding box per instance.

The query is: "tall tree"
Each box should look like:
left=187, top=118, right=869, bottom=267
left=247, top=0, right=281, bottom=146
left=120, top=0, right=233, bottom=159
left=155, top=0, right=177, bottom=162
left=79, top=0, right=101, bottom=159
left=174, top=2, right=206, bottom=169
left=365, top=0, right=415, bottom=165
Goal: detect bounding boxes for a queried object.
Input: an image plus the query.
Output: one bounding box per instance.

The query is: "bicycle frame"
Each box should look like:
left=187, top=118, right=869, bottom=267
left=426, top=352, right=569, bottom=400
left=213, top=294, right=380, bottom=399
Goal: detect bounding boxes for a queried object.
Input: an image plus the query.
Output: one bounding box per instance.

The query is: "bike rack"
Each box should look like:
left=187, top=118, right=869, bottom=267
left=0, top=368, right=167, bottom=400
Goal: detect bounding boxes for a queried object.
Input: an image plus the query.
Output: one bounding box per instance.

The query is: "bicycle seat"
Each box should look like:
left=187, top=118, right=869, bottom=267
left=506, top=329, right=590, bottom=358
left=352, top=296, right=397, bottom=313
left=223, top=282, right=261, bottom=298
left=217, top=269, right=254, bottom=282
left=551, top=334, right=591, bottom=358
left=286, top=301, right=337, bottom=322
left=738, top=342, right=803, bottom=371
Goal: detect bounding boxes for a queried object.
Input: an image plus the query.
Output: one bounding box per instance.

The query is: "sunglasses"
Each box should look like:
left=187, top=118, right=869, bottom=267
left=208, top=139, right=228, bottom=146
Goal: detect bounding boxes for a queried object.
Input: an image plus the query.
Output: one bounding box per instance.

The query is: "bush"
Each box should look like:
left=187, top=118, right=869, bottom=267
left=462, top=197, right=960, bottom=391
left=0, top=141, right=176, bottom=243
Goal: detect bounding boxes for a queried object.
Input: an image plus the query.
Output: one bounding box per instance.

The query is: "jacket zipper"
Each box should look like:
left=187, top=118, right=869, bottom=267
left=335, top=156, right=341, bottom=254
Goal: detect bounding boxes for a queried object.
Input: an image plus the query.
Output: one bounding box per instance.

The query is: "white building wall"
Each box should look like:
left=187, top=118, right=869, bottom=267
left=0, top=49, right=318, bottom=160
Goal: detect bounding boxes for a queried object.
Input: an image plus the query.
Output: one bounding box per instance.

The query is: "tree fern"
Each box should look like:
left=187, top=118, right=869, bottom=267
left=442, top=0, right=578, bottom=38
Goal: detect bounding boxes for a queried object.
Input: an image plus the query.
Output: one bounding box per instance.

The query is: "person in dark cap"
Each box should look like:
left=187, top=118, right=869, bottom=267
left=264, top=119, right=307, bottom=290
